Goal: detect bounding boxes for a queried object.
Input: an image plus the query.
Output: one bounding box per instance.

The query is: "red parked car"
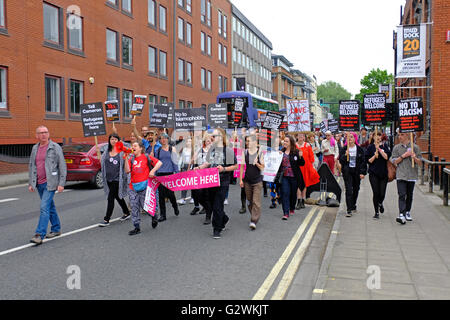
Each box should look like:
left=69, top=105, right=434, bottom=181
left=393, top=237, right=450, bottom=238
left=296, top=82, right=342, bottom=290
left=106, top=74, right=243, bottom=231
left=63, top=143, right=107, bottom=189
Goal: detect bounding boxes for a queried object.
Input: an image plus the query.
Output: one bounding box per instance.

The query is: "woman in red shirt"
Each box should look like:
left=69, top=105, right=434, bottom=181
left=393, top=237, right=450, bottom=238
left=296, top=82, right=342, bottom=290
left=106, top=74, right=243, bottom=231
left=296, top=133, right=320, bottom=209
left=125, top=140, right=162, bottom=236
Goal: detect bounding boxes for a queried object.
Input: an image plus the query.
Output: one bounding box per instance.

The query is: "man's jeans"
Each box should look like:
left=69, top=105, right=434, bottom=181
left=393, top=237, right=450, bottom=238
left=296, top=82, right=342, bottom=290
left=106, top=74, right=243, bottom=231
left=36, top=183, right=61, bottom=239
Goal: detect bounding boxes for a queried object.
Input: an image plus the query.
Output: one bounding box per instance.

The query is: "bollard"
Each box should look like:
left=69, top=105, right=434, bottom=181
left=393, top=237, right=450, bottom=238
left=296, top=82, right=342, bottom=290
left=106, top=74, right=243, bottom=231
left=441, top=159, right=446, bottom=190
left=444, top=170, right=449, bottom=206
left=434, top=156, right=440, bottom=185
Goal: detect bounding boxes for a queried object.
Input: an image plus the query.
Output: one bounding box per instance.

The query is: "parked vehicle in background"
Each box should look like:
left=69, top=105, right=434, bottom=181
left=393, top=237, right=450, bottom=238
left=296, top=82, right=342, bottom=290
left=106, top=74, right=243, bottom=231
left=63, top=143, right=107, bottom=189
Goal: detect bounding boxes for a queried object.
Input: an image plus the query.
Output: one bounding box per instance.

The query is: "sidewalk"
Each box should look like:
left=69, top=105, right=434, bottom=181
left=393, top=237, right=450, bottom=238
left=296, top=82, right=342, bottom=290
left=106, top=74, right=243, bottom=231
left=0, top=172, right=28, bottom=188
left=312, top=177, right=450, bottom=300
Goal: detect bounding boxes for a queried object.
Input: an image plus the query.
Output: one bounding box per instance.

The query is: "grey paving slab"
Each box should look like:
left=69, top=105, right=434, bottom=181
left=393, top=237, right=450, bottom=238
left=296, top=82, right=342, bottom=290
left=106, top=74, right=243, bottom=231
left=323, top=289, right=371, bottom=300
left=327, top=265, right=367, bottom=280
left=324, top=278, right=369, bottom=294
left=332, top=247, right=367, bottom=260
left=410, top=272, right=450, bottom=288
left=329, top=256, right=368, bottom=269
left=407, top=261, right=449, bottom=274
left=416, top=286, right=450, bottom=300
left=377, top=269, right=413, bottom=284
left=369, top=282, right=418, bottom=299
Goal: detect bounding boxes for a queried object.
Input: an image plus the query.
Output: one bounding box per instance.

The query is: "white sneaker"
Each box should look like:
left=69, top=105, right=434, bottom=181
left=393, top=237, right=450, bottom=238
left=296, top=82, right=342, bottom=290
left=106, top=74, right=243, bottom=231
left=249, top=222, right=256, bottom=230
left=224, top=199, right=229, bottom=205
left=189, top=198, right=195, bottom=204
left=177, top=199, right=186, bottom=205
left=405, top=212, right=413, bottom=221
left=396, top=214, right=406, bottom=225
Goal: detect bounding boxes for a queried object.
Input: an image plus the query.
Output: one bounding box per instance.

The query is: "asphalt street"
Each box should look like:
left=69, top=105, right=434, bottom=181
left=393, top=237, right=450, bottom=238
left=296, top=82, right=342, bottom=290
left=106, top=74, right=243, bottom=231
left=0, top=181, right=337, bottom=300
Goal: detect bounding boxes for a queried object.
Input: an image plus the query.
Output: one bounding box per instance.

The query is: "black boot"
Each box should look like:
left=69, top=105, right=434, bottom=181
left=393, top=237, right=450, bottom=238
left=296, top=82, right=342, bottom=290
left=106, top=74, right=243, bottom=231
left=300, top=198, right=305, bottom=208
left=295, top=199, right=301, bottom=210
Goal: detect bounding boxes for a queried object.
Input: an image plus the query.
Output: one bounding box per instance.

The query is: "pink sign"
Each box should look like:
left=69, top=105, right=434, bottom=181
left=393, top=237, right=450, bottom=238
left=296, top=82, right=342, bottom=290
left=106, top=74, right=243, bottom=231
left=143, top=178, right=160, bottom=217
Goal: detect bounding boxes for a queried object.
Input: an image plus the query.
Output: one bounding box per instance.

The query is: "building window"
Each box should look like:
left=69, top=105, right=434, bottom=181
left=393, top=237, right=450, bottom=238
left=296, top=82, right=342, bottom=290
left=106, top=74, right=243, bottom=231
left=122, top=35, right=133, bottom=66
left=123, top=89, right=133, bottom=119
left=67, top=13, right=83, bottom=51
left=218, top=43, right=222, bottom=62
left=43, top=2, right=61, bottom=44
left=159, top=50, right=167, bottom=77
left=186, top=0, right=192, bottom=13
left=148, top=46, right=157, bottom=74
left=107, top=86, right=119, bottom=101
left=218, top=11, right=227, bottom=38
left=207, top=35, right=211, bottom=56
left=107, top=0, right=118, bottom=6
left=187, top=101, right=193, bottom=109
left=186, top=62, right=192, bottom=84
left=201, top=0, right=211, bottom=26
left=178, top=0, right=183, bottom=8
left=45, top=75, right=61, bottom=113
left=178, top=59, right=185, bottom=82
left=148, top=0, right=156, bottom=26
left=69, top=80, right=83, bottom=114
left=223, top=77, right=228, bottom=92
left=201, top=32, right=205, bottom=53
left=179, top=100, right=185, bottom=109
left=223, top=46, right=227, bottom=64
left=149, top=94, right=157, bottom=105
left=0, top=0, right=5, bottom=28
left=201, top=68, right=206, bottom=89
left=159, top=5, right=166, bottom=32
left=186, top=22, right=192, bottom=46
left=178, top=17, right=184, bottom=42
left=218, top=75, right=223, bottom=93
left=232, top=47, right=236, bottom=62
left=207, top=70, right=211, bottom=90
left=106, top=29, right=118, bottom=62
left=122, top=0, right=132, bottom=13
left=0, top=67, right=7, bottom=109
left=160, top=96, right=168, bottom=104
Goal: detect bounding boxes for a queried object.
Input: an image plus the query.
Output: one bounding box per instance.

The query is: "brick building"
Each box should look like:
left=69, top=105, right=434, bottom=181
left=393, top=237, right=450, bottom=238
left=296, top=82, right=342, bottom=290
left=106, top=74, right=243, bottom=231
left=395, top=0, right=450, bottom=161
left=0, top=0, right=232, bottom=174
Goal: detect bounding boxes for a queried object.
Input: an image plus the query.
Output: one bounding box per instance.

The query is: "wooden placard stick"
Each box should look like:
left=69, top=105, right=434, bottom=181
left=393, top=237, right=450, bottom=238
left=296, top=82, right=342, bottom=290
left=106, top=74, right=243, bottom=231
left=94, top=136, right=101, bottom=161
left=411, top=132, right=415, bottom=168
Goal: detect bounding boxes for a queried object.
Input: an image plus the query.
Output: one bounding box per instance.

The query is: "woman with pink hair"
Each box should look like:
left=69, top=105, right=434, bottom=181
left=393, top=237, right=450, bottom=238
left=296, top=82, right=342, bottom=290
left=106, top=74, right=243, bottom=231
left=339, top=132, right=367, bottom=217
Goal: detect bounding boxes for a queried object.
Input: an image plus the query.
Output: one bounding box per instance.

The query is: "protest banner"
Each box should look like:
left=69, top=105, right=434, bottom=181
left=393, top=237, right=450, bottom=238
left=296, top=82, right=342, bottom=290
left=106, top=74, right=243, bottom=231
left=396, top=24, right=426, bottom=78
left=286, top=100, right=311, bottom=132
left=208, top=103, right=228, bottom=129
left=130, top=95, right=146, bottom=117
left=263, top=111, right=283, bottom=131
left=150, top=104, right=171, bottom=128
left=143, top=168, right=220, bottom=216
left=263, top=151, right=283, bottom=182
left=80, top=102, right=106, bottom=160
left=105, top=100, right=120, bottom=122
left=398, top=98, right=424, bottom=133
left=173, top=107, right=207, bottom=131
left=363, top=93, right=387, bottom=126
left=328, top=119, right=339, bottom=134
left=339, top=100, right=360, bottom=131
left=320, top=120, right=328, bottom=133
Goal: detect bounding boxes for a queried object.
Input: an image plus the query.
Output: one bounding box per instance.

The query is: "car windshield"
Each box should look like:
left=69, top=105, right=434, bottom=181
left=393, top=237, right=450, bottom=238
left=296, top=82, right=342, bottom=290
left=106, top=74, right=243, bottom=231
left=62, top=145, right=93, bottom=153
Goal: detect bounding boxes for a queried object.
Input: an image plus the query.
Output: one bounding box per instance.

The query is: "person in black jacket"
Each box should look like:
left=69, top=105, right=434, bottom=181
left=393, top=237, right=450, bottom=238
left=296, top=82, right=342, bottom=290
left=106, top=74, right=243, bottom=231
left=366, top=132, right=391, bottom=219
left=276, top=135, right=305, bottom=220
left=339, top=132, right=367, bottom=217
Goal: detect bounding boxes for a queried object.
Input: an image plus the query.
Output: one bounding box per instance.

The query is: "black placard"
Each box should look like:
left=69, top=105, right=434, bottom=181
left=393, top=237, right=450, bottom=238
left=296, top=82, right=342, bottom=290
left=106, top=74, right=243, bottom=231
left=232, top=98, right=244, bottom=127
left=398, top=98, right=424, bottom=133
left=320, top=120, right=328, bottom=133
left=363, top=93, right=387, bottom=126
left=81, top=102, right=106, bottom=137
left=105, top=100, right=119, bottom=122
left=208, top=103, right=228, bottom=129
left=280, top=113, right=288, bottom=131
left=173, top=107, right=207, bottom=131
left=150, top=104, right=170, bottom=128
left=328, top=119, right=339, bottom=134
left=339, top=100, right=360, bottom=131
left=130, top=95, right=146, bottom=116
left=263, top=111, right=284, bottom=131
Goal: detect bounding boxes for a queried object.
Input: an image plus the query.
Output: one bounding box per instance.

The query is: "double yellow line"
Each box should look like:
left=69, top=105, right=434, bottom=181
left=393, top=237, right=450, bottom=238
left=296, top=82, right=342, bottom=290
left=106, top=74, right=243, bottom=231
left=252, top=206, right=326, bottom=300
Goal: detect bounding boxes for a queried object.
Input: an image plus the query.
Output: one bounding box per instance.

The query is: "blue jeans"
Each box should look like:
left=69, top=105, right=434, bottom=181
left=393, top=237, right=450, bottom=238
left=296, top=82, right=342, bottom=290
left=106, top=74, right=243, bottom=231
left=36, top=183, right=61, bottom=239
left=281, top=176, right=298, bottom=215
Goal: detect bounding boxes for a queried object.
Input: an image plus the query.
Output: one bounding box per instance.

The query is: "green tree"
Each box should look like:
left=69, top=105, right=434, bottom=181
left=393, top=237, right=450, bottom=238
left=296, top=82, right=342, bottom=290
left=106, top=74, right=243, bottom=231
left=355, top=68, right=394, bottom=102
left=317, top=81, right=352, bottom=119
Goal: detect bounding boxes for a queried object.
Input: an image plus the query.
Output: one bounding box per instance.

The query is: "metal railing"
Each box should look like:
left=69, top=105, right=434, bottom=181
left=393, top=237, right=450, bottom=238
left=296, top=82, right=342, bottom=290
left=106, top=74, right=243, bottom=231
left=419, top=153, right=450, bottom=197
left=444, top=168, right=450, bottom=207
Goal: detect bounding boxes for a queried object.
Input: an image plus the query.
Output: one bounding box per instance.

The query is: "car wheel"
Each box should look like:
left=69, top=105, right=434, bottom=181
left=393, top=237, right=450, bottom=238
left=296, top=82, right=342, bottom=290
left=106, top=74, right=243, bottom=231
left=92, top=171, right=104, bottom=189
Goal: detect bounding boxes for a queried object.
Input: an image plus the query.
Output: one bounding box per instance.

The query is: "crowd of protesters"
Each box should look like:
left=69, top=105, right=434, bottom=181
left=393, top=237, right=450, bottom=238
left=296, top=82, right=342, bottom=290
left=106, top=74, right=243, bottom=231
left=28, top=123, right=422, bottom=244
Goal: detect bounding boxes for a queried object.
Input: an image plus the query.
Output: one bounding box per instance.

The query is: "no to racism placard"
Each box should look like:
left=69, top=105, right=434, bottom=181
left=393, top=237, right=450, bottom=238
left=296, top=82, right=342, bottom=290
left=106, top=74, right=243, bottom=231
left=363, top=93, right=387, bottom=126
left=396, top=24, right=426, bottom=78
left=130, top=95, right=146, bottom=116
left=286, top=100, right=311, bottom=132
left=105, top=100, right=119, bottom=122
left=263, top=111, right=283, bottom=131
left=208, top=103, right=228, bottom=129
left=80, top=102, right=106, bottom=137
left=173, top=107, right=207, bottom=131
left=398, top=97, right=424, bottom=133
left=339, top=100, right=360, bottom=131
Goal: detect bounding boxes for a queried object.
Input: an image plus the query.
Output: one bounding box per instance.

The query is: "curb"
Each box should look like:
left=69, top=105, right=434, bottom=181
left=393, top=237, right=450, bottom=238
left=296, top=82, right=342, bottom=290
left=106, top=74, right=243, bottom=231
left=311, top=181, right=345, bottom=300
left=0, top=174, right=29, bottom=188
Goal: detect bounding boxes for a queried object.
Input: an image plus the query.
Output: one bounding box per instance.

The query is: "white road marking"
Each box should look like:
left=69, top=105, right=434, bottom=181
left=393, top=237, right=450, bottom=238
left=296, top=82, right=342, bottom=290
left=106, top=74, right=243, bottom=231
left=0, top=217, right=121, bottom=257
left=0, top=198, right=19, bottom=203
left=0, top=184, right=28, bottom=191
